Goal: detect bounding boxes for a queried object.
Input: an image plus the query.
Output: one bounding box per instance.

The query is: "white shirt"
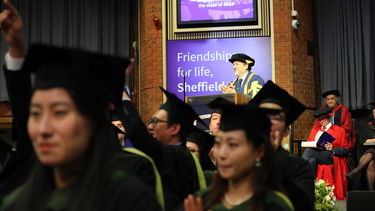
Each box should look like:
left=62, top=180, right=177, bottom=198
left=5, top=52, right=25, bottom=71
left=314, top=122, right=332, bottom=141
left=239, top=71, right=249, bottom=83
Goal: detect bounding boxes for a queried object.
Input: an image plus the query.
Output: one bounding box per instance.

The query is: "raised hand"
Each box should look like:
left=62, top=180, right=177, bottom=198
left=220, top=84, right=235, bottom=94
left=0, top=0, right=25, bottom=58
left=184, top=194, right=204, bottom=211
left=325, top=143, right=333, bottom=151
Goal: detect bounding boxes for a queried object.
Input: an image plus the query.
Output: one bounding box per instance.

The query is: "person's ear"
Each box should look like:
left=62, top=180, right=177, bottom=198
left=282, top=126, right=290, bottom=138
left=168, top=123, right=181, bottom=136
left=256, top=144, right=266, bottom=160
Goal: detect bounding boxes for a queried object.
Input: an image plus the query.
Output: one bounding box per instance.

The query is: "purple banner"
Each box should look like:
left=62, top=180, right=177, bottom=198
left=180, top=0, right=254, bottom=21
left=167, top=37, right=272, bottom=99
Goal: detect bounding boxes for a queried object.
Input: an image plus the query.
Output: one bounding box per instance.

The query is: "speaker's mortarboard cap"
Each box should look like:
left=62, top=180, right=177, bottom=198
left=228, top=53, right=255, bottom=67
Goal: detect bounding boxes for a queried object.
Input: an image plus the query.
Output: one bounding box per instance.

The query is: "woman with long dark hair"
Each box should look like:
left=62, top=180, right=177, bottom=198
left=347, top=103, right=375, bottom=190
left=184, top=105, right=294, bottom=211
left=0, top=1, right=161, bottom=210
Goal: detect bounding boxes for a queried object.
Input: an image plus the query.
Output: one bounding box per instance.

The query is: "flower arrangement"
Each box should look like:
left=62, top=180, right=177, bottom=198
left=314, top=179, right=338, bottom=211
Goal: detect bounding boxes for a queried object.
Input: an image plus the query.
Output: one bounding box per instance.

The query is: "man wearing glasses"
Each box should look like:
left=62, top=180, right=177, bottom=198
left=122, top=87, right=206, bottom=211
left=147, top=112, right=179, bottom=145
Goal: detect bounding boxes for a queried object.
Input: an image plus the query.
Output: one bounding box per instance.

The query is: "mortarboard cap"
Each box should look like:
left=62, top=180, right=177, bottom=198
left=249, top=80, right=307, bottom=126
left=314, top=107, right=331, bottom=119
left=187, top=126, right=215, bottom=170
left=322, top=90, right=341, bottom=98
left=21, top=44, right=129, bottom=107
left=111, top=107, right=126, bottom=122
left=187, top=127, right=215, bottom=154
left=159, top=87, right=205, bottom=137
left=207, top=97, right=233, bottom=114
left=228, top=53, right=255, bottom=67
left=208, top=103, right=278, bottom=146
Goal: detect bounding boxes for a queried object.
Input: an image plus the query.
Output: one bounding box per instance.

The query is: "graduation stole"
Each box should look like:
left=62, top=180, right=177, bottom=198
left=230, top=73, right=254, bottom=95
left=122, top=148, right=165, bottom=210
left=190, top=152, right=207, bottom=190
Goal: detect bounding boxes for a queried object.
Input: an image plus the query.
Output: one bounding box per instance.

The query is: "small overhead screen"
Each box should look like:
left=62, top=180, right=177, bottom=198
left=177, top=0, right=258, bottom=28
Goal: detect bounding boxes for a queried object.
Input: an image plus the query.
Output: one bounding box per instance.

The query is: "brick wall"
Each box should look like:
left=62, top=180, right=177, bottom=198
left=273, top=0, right=320, bottom=140
left=292, top=0, right=321, bottom=139
left=137, top=0, right=321, bottom=138
left=137, top=0, right=164, bottom=123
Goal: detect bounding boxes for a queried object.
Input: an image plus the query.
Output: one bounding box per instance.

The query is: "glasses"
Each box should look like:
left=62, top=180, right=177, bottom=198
left=147, top=118, right=168, bottom=127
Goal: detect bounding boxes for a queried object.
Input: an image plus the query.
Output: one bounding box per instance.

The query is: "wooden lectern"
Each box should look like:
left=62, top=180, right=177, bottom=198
left=186, top=93, right=250, bottom=105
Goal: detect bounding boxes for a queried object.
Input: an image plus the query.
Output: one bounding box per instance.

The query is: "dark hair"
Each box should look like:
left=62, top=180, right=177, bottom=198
left=166, top=111, right=188, bottom=143
left=13, top=73, right=118, bottom=211
left=202, top=129, right=281, bottom=211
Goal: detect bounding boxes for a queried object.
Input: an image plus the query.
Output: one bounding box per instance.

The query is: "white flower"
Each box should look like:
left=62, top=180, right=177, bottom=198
left=325, top=195, right=331, bottom=201
left=317, top=179, right=325, bottom=185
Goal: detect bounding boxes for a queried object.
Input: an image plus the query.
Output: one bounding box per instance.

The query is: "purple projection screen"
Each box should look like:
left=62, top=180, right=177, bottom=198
left=167, top=37, right=272, bottom=100
left=180, top=0, right=255, bottom=21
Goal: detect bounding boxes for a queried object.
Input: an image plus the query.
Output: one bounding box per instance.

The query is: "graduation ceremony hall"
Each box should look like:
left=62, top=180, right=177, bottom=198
left=0, top=0, right=374, bottom=210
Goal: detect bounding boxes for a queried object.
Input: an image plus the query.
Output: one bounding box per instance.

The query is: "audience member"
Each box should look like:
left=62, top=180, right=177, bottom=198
left=0, top=2, right=161, bottom=209
left=184, top=104, right=294, bottom=211
left=303, top=107, right=349, bottom=200
left=313, top=90, right=356, bottom=149
left=347, top=102, right=375, bottom=190
left=187, top=127, right=216, bottom=185
left=121, top=87, right=206, bottom=211
left=250, top=80, right=315, bottom=211
left=0, top=44, right=160, bottom=211
left=111, top=107, right=164, bottom=209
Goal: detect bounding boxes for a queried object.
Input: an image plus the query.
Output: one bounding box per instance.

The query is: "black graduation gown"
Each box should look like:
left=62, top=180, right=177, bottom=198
left=196, top=188, right=294, bottom=211
left=275, top=148, right=315, bottom=211
left=0, top=170, right=161, bottom=211
left=112, top=150, right=156, bottom=190
left=122, top=101, right=200, bottom=211
left=0, top=67, right=35, bottom=200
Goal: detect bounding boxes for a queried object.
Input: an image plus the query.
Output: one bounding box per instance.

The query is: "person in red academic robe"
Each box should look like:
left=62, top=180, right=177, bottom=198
left=313, top=89, right=356, bottom=150
left=303, top=107, right=349, bottom=200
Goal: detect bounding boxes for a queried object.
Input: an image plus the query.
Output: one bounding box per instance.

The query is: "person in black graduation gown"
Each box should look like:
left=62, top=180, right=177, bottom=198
left=249, top=80, right=315, bottom=211
left=0, top=2, right=161, bottom=209
left=121, top=87, right=206, bottom=211
left=184, top=104, right=294, bottom=211
left=0, top=44, right=161, bottom=211
left=347, top=102, right=375, bottom=190
left=186, top=126, right=216, bottom=185
left=111, top=108, right=165, bottom=209
left=0, top=0, right=36, bottom=200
